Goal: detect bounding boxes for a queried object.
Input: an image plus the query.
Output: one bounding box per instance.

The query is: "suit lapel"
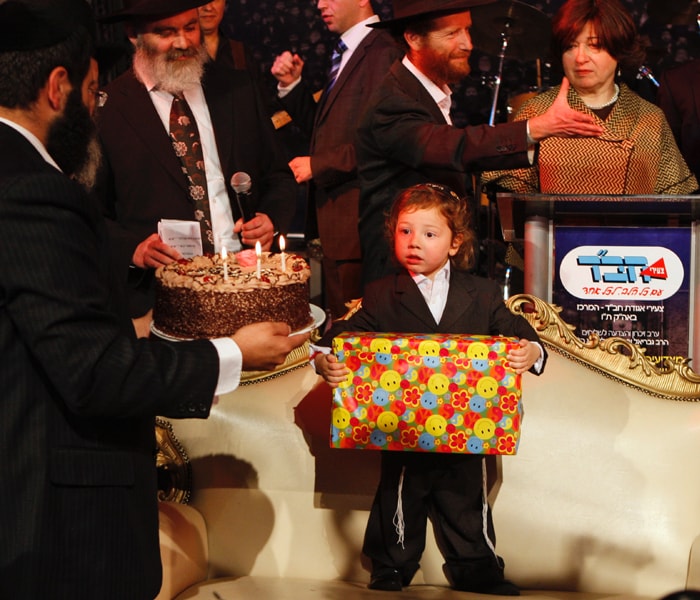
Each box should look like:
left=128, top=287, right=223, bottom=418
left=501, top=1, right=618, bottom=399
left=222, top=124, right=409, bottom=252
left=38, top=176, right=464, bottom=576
left=316, top=31, right=376, bottom=125
left=392, top=61, right=448, bottom=125
left=437, top=270, right=476, bottom=332
left=693, top=63, right=700, bottom=127
left=396, top=272, right=438, bottom=330
left=114, top=73, right=188, bottom=195
left=202, top=65, right=234, bottom=175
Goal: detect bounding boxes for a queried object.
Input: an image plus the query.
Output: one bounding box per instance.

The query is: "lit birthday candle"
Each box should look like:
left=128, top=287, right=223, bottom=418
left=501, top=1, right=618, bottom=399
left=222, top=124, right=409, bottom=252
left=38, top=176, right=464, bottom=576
left=279, top=234, right=286, bottom=272
left=255, top=241, right=261, bottom=279
left=221, top=245, right=229, bottom=282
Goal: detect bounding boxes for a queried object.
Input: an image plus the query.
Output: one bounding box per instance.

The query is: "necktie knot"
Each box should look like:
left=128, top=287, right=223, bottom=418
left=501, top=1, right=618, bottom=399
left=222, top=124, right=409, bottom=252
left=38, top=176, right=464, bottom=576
left=333, top=39, right=348, bottom=60
left=327, top=39, right=348, bottom=91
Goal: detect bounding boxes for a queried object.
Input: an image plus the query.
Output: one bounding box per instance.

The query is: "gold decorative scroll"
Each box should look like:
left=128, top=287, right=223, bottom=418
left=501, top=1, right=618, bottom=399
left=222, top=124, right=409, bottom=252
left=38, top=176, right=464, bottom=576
left=507, top=294, right=700, bottom=401
left=240, top=341, right=312, bottom=385
left=155, top=417, right=192, bottom=504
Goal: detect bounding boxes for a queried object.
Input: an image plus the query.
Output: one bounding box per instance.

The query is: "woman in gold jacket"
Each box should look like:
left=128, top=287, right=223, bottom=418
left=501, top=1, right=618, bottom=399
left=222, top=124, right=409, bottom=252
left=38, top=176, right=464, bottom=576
left=483, top=0, right=698, bottom=195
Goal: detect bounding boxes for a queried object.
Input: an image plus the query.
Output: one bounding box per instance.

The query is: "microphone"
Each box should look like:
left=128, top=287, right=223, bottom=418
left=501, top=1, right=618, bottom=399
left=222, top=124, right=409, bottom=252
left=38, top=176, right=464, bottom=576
left=637, top=65, right=659, bottom=88
left=230, top=171, right=256, bottom=223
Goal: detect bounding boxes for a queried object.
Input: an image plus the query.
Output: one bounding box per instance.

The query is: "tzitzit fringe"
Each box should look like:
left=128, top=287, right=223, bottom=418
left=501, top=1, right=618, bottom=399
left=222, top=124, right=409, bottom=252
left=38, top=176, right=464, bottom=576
left=392, top=458, right=498, bottom=556
left=482, top=457, right=498, bottom=557
left=393, top=466, right=406, bottom=549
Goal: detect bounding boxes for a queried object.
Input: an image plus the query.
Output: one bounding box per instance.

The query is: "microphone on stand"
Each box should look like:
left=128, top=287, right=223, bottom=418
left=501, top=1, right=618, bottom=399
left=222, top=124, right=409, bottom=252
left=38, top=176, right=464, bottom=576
left=230, top=171, right=256, bottom=223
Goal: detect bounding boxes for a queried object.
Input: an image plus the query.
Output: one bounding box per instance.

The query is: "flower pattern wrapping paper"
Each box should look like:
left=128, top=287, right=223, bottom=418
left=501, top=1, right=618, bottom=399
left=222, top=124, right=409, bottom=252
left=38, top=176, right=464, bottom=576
left=330, top=333, right=523, bottom=455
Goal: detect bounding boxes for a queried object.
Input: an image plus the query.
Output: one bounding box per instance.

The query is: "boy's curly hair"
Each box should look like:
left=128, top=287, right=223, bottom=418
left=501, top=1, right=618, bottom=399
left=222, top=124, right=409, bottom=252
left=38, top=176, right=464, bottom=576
left=385, top=183, right=477, bottom=271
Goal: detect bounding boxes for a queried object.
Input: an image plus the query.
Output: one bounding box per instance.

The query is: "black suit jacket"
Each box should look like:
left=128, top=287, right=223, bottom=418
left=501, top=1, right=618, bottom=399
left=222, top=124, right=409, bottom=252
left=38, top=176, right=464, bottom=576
left=658, top=61, right=700, bottom=183
left=0, top=123, right=219, bottom=599
left=356, top=60, right=534, bottom=285
left=323, top=268, right=544, bottom=371
left=97, top=64, right=297, bottom=316
left=280, top=29, right=401, bottom=261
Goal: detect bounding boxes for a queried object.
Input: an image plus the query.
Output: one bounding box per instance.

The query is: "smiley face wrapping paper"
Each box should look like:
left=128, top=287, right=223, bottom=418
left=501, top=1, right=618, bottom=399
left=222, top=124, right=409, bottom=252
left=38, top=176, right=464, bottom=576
left=330, top=333, right=523, bottom=455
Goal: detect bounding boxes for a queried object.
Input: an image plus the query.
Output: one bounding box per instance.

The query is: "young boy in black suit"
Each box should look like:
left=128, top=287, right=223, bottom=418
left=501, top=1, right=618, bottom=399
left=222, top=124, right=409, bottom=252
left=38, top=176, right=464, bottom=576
left=315, top=183, right=546, bottom=595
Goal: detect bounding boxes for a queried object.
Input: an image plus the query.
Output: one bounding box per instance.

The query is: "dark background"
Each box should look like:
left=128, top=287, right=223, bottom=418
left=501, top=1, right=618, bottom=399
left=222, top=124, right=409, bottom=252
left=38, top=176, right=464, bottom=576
left=92, top=0, right=699, bottom=127
left=90, top=0, right=699, bottom=239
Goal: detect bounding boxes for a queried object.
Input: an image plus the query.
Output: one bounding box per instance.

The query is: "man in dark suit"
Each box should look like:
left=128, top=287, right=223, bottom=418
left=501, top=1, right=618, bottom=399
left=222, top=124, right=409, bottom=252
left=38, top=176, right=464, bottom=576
left=270, top=0, right=402, bottom=319
left=0, top=2, right=307, bottom=598
left=356, top=0, right=605, bottom=286
left=657, top=60, right=700, bottom=183
left=97, top=0, right=297, bottom=318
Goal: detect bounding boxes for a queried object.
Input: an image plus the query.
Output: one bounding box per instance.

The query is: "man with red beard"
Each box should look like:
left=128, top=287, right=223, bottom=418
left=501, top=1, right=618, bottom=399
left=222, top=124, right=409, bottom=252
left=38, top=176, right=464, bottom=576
left=97, top=0, right=297, bottom=319
left=356, top=0, right=606, bottom=286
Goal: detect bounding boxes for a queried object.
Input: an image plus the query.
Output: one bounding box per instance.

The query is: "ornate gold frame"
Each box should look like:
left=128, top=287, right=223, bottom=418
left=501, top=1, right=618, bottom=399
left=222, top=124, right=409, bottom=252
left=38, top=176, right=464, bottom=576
left=240, top=341, right=312, bottom=385
left=507, top=294, right=700, bottom=401
left=155, top=417, right=192, bottom=504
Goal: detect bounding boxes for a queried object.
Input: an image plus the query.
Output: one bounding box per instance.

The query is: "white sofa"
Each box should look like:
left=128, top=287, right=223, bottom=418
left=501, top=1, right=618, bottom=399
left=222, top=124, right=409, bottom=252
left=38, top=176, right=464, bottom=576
left=155, top=295, right=700, bottom=600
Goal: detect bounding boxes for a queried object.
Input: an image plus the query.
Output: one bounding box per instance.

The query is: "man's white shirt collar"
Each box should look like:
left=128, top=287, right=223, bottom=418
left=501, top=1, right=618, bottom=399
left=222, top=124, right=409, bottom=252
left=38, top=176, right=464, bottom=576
left=411, top=260, right=451, bottom=323
left=0, top=117, right=61, bottom=171
left=342, top=15, right=379, bottom=51
left=336, top=15, right=379, bottom=74
left=402, top=55, right=452, bottom=124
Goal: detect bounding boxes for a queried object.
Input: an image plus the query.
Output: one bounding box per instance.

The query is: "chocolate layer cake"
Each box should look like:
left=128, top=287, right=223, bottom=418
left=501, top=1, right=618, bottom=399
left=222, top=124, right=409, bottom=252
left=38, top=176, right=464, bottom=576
left=153, top=252, right=312, bottom=339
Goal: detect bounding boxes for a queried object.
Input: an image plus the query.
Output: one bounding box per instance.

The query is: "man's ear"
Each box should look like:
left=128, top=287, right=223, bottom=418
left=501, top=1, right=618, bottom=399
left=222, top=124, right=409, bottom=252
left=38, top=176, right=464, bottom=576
left=46, top=66, right=70, bottom=112
left=125, top=23, right=138, bottom=47
left=404, top=30, right=422, bottom=52
left=449, top=233, right=464, bottom=256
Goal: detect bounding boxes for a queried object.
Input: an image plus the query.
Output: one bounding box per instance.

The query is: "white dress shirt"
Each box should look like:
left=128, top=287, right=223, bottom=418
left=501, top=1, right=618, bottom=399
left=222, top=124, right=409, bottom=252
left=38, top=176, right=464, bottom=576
left=137, top=70, right=239, bottom=253
left=411, top=260, right=452, bottom=322
left=402, top=55, right=453, bottom=125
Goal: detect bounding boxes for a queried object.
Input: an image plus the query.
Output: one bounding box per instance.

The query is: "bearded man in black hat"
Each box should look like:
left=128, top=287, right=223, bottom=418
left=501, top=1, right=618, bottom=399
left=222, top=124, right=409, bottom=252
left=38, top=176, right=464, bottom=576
left=96, top=0, right=297, bottom=319
left=356, top=0, right=605, bottom=287
left=0, top=2, right=307, bottom=598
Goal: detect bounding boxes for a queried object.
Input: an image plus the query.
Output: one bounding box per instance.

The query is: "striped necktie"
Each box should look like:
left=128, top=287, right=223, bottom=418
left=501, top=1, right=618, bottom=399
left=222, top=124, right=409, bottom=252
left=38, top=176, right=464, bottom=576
left=326, top=39, right=348, bottom=91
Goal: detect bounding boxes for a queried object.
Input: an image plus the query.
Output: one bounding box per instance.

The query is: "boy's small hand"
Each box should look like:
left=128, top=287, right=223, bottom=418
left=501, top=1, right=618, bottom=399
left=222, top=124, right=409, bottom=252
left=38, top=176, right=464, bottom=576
left=314, top=353, right=350, bottom=388
left=506, top=339, right=540, bottom=374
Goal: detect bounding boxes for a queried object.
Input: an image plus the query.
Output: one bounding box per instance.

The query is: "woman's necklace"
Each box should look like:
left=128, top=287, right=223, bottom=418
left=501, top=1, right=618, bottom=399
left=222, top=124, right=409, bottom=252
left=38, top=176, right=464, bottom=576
left=583, top=84, right=620, bottom=110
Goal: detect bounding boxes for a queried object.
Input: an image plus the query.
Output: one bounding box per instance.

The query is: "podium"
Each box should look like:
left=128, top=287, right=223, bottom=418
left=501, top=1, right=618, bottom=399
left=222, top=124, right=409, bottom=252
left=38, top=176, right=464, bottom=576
left=496, top=194, right=700, bottom=364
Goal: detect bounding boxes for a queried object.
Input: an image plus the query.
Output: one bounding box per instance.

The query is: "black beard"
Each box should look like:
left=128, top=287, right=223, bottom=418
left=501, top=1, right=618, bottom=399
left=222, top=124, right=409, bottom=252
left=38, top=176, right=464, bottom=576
left=46, top=88, right=97, bottom=178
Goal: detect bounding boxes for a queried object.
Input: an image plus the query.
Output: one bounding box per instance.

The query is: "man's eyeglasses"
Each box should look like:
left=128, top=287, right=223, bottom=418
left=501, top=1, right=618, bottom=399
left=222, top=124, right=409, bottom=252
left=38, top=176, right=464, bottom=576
left=95, top=90, right=108, bottom=108
left=90, top=88, right=108, bottom=108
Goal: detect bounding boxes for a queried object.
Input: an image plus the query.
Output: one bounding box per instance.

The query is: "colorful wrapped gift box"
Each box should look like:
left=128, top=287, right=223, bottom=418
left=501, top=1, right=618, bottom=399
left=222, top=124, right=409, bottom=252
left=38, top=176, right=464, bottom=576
left=330, top=333, right=523, bottom=455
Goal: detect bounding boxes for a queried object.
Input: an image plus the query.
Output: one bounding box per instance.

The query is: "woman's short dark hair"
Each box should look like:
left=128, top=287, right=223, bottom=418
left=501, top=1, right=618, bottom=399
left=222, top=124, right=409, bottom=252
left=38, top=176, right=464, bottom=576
left=551, top=0, right=646, bottom=72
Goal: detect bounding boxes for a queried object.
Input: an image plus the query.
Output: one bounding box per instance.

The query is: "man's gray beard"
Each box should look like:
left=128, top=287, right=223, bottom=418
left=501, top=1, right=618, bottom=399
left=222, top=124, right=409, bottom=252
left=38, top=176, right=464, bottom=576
left=71, top=135, right=102, bottom=192
left=133, top=37, right=208, bottom=95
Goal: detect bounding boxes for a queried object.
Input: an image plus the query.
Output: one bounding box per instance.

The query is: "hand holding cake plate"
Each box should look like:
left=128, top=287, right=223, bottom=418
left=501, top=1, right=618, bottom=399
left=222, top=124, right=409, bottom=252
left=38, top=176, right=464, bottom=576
left=150, top=303, right=325, bottom=341
left=293, top=303, right=326, bottom=336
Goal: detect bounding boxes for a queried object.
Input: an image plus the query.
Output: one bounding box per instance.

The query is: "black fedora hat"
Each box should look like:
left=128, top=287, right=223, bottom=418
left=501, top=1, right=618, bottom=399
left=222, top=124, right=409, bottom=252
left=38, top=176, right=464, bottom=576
left=0, top=0, right=76, bottom=52
left=101, top=0, right=209, bottom=24
left=370, top=0, right=498, bottom=29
